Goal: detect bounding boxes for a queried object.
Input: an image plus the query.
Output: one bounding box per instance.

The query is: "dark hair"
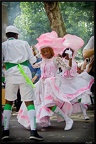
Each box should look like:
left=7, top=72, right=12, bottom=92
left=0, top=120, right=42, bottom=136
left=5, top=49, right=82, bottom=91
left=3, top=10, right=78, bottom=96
left=62, top=47, right=74, bottom=58
left=6, top=32, right=18, bottom=39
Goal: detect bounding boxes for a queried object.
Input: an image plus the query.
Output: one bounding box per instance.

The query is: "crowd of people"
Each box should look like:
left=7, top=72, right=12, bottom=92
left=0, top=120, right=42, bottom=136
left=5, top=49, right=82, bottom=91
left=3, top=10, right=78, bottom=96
left=2, top=25, right=94, bottom=142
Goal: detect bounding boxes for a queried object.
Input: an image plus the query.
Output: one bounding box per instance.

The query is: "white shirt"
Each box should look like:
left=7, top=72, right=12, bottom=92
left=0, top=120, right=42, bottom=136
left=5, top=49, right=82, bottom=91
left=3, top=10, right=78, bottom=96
left=2, top=38, right=36, bottom=83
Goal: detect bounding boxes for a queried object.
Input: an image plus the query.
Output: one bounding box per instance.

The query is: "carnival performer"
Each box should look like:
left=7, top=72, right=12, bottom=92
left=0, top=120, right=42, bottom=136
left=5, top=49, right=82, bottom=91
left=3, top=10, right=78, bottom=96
left=17, top=31, right=85, bottom=131
left=2, top=25, right=44, bottom=141
left=58, top=46, right=94, bottom=120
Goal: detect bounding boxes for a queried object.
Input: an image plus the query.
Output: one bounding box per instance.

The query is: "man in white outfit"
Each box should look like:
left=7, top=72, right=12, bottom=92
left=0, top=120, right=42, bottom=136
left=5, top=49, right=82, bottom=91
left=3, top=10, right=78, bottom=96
left=2, top=25, right=44, bottom=141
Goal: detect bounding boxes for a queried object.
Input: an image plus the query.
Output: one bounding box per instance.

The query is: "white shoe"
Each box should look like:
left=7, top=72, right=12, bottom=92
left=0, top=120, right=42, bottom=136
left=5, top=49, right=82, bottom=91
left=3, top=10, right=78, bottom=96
left=64, top=119, right=73, bottom=130
left=84, top=115, right=89, bottom=120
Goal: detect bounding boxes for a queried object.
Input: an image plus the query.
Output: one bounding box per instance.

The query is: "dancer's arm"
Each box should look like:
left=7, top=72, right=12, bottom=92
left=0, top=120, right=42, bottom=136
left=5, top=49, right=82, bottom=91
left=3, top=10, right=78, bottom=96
left=53, top=57, right=71, bottom=70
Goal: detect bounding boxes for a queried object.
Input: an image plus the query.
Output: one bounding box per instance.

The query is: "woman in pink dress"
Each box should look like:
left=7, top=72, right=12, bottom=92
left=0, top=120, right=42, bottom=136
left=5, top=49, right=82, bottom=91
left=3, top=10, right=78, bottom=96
left=51, top=47, right=94, bottom=120
left=33, top=46, right=73, bottom=131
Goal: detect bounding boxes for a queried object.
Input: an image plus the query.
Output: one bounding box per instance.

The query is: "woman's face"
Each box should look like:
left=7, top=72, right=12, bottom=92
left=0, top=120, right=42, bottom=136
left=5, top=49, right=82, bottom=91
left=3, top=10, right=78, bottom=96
left=63, top=48, right=74, bottom=60
left=64, top=53, right=69, bottom=60
left=41, top=47, right=53, bottom=59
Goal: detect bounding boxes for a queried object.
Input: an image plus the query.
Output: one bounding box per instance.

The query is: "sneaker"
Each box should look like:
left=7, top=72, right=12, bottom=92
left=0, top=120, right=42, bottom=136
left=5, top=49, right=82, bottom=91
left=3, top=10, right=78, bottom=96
left=64, top=119, right=73, bottom=130
left=30, top=130, right=44, bottom=141
left=2, top=130, right=10, bottom=141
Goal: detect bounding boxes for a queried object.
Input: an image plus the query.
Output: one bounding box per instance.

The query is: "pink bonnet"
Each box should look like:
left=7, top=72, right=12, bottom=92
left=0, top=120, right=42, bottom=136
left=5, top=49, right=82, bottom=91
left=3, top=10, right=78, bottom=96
left=35, top=31, right=84, bottom=57
left=62, top=34, right=84, bottom=58
left=35, top=31, right=66, bottom=56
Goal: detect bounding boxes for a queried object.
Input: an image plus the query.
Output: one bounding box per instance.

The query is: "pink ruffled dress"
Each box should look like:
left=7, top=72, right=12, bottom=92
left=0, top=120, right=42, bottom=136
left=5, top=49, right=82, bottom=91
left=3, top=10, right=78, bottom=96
left=17, top=56, right=72, bottom=128
left=34, top=57, right=73, bottom=126
left=45, top=58, right=94, bottom=115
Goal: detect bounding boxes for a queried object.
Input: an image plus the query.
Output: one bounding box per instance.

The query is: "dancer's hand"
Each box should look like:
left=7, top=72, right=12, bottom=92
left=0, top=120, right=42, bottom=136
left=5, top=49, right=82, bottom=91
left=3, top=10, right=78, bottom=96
left=65, top=49, right=72, bottom=58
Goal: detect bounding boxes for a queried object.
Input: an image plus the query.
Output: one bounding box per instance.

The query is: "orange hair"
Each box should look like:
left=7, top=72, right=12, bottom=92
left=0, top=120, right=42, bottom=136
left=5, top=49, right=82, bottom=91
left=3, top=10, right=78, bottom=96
left=41, top=47, right=54, bottom=58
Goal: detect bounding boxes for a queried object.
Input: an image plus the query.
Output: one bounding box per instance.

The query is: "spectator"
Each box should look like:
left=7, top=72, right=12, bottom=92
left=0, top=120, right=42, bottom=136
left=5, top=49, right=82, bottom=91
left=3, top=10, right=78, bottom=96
left=83, top=36, right=94, bottom=104
left=28, top=46, right=42, bottom=84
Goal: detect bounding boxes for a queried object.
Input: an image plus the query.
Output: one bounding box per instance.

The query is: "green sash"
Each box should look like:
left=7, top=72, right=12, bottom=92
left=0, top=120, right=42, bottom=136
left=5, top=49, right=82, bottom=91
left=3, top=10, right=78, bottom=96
left=18, top=64, right=35, bottom=88
left=4, top=60, right=35, bottom=88
left=5, top=60, right=29, bottom=70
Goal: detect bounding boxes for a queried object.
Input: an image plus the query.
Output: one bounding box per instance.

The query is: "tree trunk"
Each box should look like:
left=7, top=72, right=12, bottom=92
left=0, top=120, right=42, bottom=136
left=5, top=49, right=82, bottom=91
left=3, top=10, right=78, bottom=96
left=2, top=3, right=8, bottom=42
left=43, top=2, right=66, bottom=37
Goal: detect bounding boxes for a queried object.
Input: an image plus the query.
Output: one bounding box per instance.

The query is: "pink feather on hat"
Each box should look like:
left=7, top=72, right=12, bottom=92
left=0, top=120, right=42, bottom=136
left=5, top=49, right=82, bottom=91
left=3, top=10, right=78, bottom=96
left=35, top=31, right=84, bottom=57
left=37, top=31, right=58, bottom=41
left=62, top=34, right=84, bottom=58
left=35, top=31, right=66, bottom=55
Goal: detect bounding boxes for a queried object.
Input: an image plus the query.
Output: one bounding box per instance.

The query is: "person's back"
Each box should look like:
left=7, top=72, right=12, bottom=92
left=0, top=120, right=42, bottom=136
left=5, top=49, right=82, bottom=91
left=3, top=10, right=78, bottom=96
left=3, top=39, right=30, bottom=64
left=2, top=25, right=44, bottom=141
left=2, top=38, right=37, bottom=83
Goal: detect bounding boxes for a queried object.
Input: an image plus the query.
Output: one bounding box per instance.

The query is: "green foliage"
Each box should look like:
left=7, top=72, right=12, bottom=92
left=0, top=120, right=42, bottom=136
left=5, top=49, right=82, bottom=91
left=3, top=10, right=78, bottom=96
left=59, top=2, right=94, bottom=60
left=3, top=2, right=21, bottom=25
left=4, top=2, right=94, bottom=60
left=14, top=2, right=51, bottom=45
left=59, top=2, right=94, bottom=44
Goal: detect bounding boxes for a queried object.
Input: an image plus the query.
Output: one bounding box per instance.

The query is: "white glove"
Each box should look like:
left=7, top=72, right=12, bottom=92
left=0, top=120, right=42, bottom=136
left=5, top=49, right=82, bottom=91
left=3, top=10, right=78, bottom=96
left=65, top=49, right=72, bottom=58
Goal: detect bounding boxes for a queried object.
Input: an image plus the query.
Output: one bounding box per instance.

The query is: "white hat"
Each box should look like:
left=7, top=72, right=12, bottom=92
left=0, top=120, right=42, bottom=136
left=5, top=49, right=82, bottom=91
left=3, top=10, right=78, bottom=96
left=6, top=25, right=19, bottom=34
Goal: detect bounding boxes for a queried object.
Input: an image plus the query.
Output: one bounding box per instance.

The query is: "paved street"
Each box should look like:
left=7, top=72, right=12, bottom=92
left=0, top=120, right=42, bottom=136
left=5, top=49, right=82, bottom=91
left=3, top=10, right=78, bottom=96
left=1, top=108, right=94, bottom=143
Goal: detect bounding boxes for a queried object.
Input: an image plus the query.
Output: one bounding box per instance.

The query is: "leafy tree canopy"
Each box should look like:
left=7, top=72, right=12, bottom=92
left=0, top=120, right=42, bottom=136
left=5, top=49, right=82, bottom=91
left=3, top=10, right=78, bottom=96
left=3, top=2, right=94, bottom=60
